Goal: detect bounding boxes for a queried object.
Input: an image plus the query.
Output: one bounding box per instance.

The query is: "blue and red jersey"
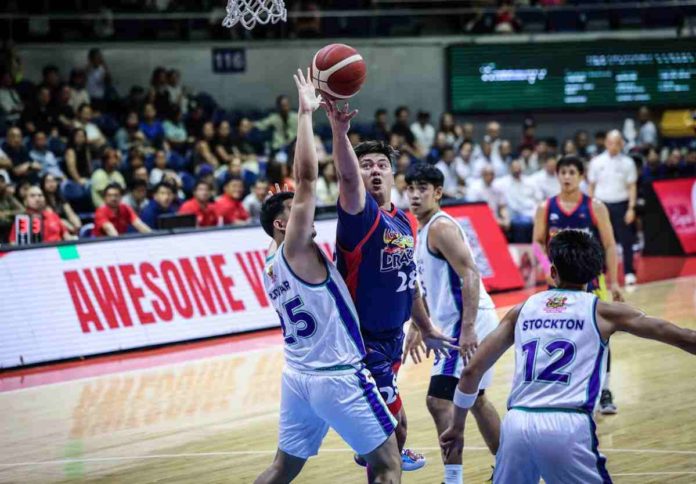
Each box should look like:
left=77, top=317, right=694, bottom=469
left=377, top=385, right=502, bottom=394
left=545, top=194, right=599, bottom=245
left=336, top=193, right=417, bottom=340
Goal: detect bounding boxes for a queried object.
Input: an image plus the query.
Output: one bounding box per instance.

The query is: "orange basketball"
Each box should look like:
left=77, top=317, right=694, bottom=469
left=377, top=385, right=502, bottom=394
left=311, top=43, right=367, bottom=100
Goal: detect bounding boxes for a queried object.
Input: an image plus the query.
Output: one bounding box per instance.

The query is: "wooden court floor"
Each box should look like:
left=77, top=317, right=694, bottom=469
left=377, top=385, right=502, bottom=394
left=1, top=277, right=695, bottom=483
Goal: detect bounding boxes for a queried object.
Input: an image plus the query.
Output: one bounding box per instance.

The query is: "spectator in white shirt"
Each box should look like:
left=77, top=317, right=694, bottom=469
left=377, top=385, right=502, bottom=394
left=473, top=135, right=507, bottom=177
left=315, top=162, right=339, bottom=207
left=435, top=145, right=466, bottom=199
left=68, top=69, right=90, bottom=114
left=86, top=48, right=110, bottom=106
left=454, top=141, right=476, bottom=181
left=76, top=103, right=106, bottom=152
left=29, top=131, right=65, bottom=179
left=410, top=110, right=435, bottom=157
left=467, top=165, right=510, bottom=231
left=636, top=106, right=658, bottom=150
left=496, top=159, right=538, bottom=242
left=242, top=179, right=269, bottom=223
left=588, top=129, right=638, bottom=284
left=0, top=71, right=23, bottom=126
left=529, top=154, right=560, bottom=201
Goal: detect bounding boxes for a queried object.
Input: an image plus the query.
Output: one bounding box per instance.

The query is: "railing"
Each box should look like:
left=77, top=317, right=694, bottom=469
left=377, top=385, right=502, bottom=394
left=1, top=1, right=694, bottom=41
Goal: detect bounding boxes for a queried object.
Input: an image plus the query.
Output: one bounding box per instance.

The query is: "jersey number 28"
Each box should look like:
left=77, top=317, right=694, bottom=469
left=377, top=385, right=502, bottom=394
left=278, top=296, right=317, bottom=345
left=396, top=269, right=418, bottom=292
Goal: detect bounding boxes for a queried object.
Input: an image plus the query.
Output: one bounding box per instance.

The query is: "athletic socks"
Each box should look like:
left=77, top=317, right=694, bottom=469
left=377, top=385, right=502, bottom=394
left=602, top=372, right=611, bottom=390
left=444, top=464, right=463, bottom=484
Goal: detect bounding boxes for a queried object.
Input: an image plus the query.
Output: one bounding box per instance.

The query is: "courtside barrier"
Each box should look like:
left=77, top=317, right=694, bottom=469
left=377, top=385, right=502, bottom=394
left=0, top=202, right=522, bottom=368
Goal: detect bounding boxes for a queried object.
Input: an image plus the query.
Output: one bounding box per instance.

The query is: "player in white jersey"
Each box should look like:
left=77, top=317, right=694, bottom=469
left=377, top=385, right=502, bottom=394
left=403, top=164, right=501, bottom=484
left=255, top=69, right=400, bottom=484
left=440, top=229, right=696, bottom=484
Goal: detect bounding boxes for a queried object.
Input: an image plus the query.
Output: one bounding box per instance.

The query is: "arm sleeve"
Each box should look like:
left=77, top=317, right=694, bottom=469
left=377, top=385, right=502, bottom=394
left=336, top=191, right=380, bottom=252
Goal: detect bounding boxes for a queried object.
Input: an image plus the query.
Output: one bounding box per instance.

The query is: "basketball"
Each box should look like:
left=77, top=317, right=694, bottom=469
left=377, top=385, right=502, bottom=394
left=311, top=43, right=367, bottom=100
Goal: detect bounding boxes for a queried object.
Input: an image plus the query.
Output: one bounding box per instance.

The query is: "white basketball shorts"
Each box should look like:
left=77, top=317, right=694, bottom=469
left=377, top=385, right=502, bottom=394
left=494, top=408, right=612, bottom=484
left=431, top=307, right=498, bottom=390
left=278, top=365, right=397, bottom=459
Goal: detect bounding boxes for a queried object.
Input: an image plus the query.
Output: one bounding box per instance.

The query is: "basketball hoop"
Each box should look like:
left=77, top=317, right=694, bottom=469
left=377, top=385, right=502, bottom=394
left=222, top=0, right=287, bottom=30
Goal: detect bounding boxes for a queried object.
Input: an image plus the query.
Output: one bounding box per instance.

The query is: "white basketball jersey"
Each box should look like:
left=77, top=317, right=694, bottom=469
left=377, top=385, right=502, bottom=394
left=415, top=211, right=494, bottom=335
left=508, top=290, right=607, bottom=412
left=263, top=243, right=366, bottom=373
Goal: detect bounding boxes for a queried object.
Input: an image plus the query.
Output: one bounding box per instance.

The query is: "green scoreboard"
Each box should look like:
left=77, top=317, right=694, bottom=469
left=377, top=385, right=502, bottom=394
left=448, top=39, right=696, bottom=112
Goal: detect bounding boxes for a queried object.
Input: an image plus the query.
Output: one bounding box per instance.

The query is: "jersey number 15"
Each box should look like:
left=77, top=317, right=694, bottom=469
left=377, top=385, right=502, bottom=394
left=278, top=296, right=317, bottom=345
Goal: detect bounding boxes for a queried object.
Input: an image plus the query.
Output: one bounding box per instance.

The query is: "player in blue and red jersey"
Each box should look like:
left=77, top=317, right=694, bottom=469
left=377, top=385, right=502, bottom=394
left=532, top=155, right=624, bottom=415
left=323, top=100, right=456, bottom=472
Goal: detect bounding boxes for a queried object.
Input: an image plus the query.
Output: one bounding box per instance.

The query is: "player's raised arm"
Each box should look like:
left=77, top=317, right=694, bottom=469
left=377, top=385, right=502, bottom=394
left=428, top=217, right=481, bottom=363
left=592, top=199, right=623, bottom=301
left=283, top=68, right=322, bottom=259
left=323, top=99, right=365, bottom=214
left=597, top=301, right=696, bottom=355
left=439, top=304, right=519, bottom=458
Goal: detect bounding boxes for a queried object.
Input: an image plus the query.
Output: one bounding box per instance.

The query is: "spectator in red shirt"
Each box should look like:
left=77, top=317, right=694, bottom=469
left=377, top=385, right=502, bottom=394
left=179, top=180, right=219, bottom=227
left=9, top=185, right=71, bottom=244
left=94, top=182, right=151, bottom=237
left=215, top=175, right=250, bottom=225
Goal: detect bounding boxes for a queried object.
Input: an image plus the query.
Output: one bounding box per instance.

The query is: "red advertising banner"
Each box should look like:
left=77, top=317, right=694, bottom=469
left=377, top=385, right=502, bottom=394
left=653, top=177, right=696, bottom=255
left=417, top=203, right=524, bottom=292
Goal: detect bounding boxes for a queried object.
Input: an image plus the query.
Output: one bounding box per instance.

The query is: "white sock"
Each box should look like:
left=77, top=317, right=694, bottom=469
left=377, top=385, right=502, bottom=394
left=603, top=372, right=611, bottom=391
left=444, top=464, right=463, bottom=484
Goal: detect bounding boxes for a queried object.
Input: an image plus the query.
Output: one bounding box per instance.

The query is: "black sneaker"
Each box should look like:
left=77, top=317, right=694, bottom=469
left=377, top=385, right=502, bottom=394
left=599, top=389, right=617, bottom=414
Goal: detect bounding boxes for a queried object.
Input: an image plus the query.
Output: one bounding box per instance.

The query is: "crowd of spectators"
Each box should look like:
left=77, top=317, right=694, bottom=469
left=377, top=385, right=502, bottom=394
left=3, top=0, right=688, bottom=42
left=0, top=47, right=694, bottom=247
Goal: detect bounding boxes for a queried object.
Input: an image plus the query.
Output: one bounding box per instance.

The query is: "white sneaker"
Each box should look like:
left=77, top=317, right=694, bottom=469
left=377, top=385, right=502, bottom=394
left=624, top=273, right=637, bottom=286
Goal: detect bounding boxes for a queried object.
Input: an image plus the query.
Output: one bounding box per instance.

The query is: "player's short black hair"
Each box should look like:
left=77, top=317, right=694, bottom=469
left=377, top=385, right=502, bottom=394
left=549, top=230, right=604, bottom=285
left=405, top=163, right=444, bottom=188
left=260, top=192, right=294, bottom=237
left=354, top=140, right=399, bottom=168
left=556, top=155, right=584, bottom=175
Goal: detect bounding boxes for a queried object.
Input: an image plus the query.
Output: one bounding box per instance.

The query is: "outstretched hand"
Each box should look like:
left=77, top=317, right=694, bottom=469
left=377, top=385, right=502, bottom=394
left=321, top=98, right=358, bottom=136
left=421, top=325, right=459, bottom=361
left=294, top=68, right=322, bottom=114
left=267, top=183, right=292, bottom=200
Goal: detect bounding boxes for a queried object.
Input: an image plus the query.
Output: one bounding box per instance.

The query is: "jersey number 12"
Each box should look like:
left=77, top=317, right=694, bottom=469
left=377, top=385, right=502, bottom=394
left=522, top=339, right=576, bottom=384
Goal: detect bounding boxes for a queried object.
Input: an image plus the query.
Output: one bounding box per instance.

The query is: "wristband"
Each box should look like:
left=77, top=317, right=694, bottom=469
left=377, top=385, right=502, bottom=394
left=453, top=388, right=478, bottom=410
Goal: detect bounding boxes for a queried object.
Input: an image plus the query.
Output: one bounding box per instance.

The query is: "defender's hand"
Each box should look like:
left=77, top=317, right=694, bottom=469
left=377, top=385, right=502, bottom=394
left=459, top=324, right=478, bottom=365
left=294, top=68, right=322, bottom=114
left=403, top=324, right=426, bottom=365
left=421, top=325, right=458, bottom=361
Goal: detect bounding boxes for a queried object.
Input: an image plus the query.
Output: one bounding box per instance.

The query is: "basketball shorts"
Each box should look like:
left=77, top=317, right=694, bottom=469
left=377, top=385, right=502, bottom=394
left=588, top=273, right=610, bottom=302
left=493, top=408, right=612, bottom=484
left=278, top=365, right=397, bottom=459
left=430, top=308, right=498, bottom=388
left=363, top=331, right=405, bottom=416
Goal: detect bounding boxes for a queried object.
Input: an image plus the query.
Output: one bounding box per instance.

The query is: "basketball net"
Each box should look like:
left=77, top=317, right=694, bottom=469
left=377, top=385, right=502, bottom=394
left=222, top=0, right=287, bottom=30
